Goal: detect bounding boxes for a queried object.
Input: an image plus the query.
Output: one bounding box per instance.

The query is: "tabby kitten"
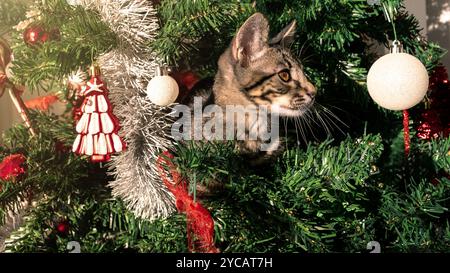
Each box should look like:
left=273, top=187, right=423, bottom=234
left=188, top=13, right=316, bottom=155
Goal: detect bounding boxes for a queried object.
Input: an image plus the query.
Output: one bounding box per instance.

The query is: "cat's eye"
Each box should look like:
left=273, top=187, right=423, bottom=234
left=278, top=70, right=291, bottom=82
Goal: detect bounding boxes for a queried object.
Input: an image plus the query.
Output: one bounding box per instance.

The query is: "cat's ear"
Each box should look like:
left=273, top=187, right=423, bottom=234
left=270, top=20, right=297, bottom=48
left=232, top=13, right=269, bottom=67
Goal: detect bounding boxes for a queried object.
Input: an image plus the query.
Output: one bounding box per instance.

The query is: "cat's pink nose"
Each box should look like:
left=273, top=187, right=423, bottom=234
left=304, top=82, right=316, bottom=99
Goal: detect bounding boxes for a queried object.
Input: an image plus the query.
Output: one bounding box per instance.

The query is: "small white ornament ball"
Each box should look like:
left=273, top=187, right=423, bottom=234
left=146, top=75, right=179, bottom=106
left=367, top=52, right=429, bottom=111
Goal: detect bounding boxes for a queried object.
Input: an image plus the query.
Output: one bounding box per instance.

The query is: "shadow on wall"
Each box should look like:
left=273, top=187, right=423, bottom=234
left=427, top=0, right=450, bottom=68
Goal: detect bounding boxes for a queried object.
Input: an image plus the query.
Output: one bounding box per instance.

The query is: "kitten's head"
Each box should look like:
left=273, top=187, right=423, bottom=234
left=226, top=13, right=316, bottom=117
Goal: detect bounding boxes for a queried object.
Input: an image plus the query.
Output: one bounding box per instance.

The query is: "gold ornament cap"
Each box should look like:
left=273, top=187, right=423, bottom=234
left=89, top=64, right=101, bottom=77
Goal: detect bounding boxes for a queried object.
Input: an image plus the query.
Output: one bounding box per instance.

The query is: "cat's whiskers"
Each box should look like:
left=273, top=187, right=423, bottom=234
left=283, top=116, right=289, bottom=150
left=286, top=101, right=349, bottom=144
left=297, top=38, right=312, bottom=60
left=293, top=116, right=307, bottom=144
left=313, top=103, right=348, bottom=136
left=305, top=107, right=323, bottom=128
left=299, top=50, right=317, bottom=66
left=310, top=107, right=332, bottom=137
left=300, top=110, right=319, bottom=141
left=292, top=116, right=301, bottom=146
left=305, top=109, right=319, bottom=141
left=317, top=104, right=348, bottom=132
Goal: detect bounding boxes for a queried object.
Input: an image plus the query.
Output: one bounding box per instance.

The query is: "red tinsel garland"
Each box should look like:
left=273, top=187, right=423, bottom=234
left=157, top=151, right=219, bottom=253
left=417, top=65, right=450, bottom=140
left=0, top=154, right=26, bottom=181
left=403, top=110, right=410, bottom=157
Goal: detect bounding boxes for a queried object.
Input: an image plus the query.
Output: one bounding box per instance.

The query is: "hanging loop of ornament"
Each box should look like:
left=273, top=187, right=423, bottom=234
left=390, top=40, right=403, bottom=54
left=155, top=65, right=166, bottom=77
left=154, top=64, right=174, bottom=77
left=89, top=64, right=101, bottom=77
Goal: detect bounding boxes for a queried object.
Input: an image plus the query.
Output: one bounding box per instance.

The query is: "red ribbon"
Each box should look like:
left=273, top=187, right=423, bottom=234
left=24, top=94, right=59, bottom=111
left=403, top=110, right=410, bottom=157
left=157, top=151, right=219, bottom=253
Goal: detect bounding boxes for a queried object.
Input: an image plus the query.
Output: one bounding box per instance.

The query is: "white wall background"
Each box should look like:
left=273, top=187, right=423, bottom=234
left=1, top=1, right=449, bottom=139
left=405, top=0, right=450, bottom=68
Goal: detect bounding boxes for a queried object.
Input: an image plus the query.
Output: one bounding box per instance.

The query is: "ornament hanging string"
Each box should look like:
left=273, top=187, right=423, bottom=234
left=156, top=151, right=218, bottom=253
left=381, top=2, right=398, bottom=41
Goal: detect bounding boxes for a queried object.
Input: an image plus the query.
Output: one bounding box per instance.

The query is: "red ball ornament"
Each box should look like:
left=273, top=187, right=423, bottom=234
left=23, top=26, right=59, bottom=46
left=170, top=70, right=200, bottom=91
left=180, top=71, right=200, bottom=91
left=171, top=70, right=201, bottom=102
left=56, top=220, right=70, bottom=236
left=72, top=65, right=125, bottom=163
left=23, top=26, right=46, bottom=45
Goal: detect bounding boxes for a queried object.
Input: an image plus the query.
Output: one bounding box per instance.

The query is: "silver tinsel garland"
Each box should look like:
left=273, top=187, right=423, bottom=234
left=0, top=197, right=33, bottom=252
left=78, top=0, right=176, bottom=220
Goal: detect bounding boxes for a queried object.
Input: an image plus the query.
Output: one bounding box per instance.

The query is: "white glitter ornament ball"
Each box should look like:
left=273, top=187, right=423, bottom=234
left=367, top=51, right=429, bottom=111
left=146, top=75, right=179, bottom=106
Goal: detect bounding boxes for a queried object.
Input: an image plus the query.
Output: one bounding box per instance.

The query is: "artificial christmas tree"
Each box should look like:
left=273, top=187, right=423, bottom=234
left=0, top=0, right=449, bottom=253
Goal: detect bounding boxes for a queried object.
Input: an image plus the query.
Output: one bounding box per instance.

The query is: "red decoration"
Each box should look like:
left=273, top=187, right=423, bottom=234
left=171, top=71, right=201, bottom=102
left=416, top=65, right=450, bottom=140
left=23, top=26, right=59, bottom=46
left=0, top=154, right=26, bottom=181
left=23, top=26, right=47, bottom=45
left=24, top=94, right=59, bottom=111
left=157, top=151, right=218, bottom=253
left=56, top=220, right=70, bottom=236
left=72, top=67, right=125, bottom=163
left=428, top=66, right=448, bottom=90
left=179, top=71, right=200, bottom=91
left=416, top=109, right=444, bottom=140
left=403, top=110, right=410, bottom=157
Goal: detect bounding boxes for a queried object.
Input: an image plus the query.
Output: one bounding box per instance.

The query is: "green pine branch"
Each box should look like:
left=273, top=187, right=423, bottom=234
left=4, top=0, right=118, bottom=91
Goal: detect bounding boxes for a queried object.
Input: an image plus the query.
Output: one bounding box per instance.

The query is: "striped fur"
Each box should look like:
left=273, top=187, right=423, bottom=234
left=189, top=13, right=316, bottom=155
